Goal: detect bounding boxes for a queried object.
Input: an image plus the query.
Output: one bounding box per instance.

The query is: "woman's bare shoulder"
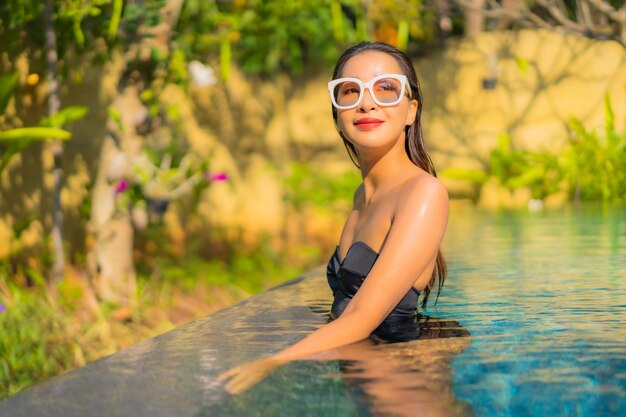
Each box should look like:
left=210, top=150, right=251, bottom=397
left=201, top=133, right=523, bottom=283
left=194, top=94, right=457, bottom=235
left=399, top=171, right=449, bottom=205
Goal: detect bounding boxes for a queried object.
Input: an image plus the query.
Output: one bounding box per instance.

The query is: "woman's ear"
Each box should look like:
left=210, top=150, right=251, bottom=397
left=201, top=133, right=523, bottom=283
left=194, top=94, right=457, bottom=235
left=405, top=98, right=419, bottom=126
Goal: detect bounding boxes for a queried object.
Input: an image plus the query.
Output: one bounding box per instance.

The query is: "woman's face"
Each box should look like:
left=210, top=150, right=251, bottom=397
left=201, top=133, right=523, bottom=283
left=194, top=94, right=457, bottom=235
left=334, top=51, right=418, bottom=152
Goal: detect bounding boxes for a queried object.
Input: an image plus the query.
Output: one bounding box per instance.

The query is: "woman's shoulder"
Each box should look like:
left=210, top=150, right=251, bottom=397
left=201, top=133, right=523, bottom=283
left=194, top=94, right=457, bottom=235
left=397, top=170, right=449, bottom=208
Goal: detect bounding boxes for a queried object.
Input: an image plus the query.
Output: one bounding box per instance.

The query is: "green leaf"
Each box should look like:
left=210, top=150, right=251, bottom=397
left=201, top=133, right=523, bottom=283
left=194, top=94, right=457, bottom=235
left=72, top=18, right=85, bottom=49
left=496, top=132, right=511, bottom=153
left=0, top=127, right=72, bottom=142
left=505, top=167, right=545, bottom=189
left=568, top=116, right=586, bottom=137
left=139, top=89, right=154, bottom=102
left=604, top=93, right=615, bottom=132
left=12, top=214, right=37, bottom=239
left=0, top=72, right=19, bottom=115
left=220, top=37, right=232, bottom=80
left=107, top=105, right=123, bottom=130
left=440, top=168, right=488, bottom=184
left=604, top=93, right=617, bottom=144
left=397, top=20, right=409, bottom=51
left=25, top=268, right=46, bottom=289
left=330, top=0, right=344, bottom=43
left=40, top=106, right=88, bottom=127
left=108, top=0, right=123, bottom=41
left=516, top=57, right=530, bottom=74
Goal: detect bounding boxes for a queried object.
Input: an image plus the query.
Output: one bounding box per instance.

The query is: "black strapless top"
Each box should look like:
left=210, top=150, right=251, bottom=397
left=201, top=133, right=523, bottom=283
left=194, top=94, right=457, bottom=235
left=326, top=241, right=420, bottom=322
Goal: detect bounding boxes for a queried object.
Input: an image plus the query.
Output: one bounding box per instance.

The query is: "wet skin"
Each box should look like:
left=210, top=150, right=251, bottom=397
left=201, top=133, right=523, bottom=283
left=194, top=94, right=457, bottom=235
left=219, top=50, right=450, bottom=400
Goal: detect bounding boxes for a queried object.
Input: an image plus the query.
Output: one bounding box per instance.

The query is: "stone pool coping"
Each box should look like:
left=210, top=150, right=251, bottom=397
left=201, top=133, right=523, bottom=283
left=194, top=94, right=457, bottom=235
left=0, top=267, right=469, bottom=416
left=0, top=269, right=328, bottom=416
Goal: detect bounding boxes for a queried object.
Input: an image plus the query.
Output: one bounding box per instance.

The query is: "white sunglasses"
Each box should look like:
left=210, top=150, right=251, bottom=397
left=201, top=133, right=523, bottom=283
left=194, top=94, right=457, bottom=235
left=328, top=74, right=412, bottom=110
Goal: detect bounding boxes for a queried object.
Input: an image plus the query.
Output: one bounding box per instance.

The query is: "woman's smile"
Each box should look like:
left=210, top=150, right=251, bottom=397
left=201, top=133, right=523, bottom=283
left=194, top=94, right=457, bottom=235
left=354, top=117, right=384, bottom=130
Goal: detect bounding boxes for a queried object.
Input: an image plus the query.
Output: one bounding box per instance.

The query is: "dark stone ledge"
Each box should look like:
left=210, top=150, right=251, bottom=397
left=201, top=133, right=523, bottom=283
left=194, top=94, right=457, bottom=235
left=0, top=268, right=470, bottom=417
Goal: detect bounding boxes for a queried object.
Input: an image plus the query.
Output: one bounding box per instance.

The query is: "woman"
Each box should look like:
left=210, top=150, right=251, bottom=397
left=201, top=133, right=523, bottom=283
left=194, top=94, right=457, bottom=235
left=218, top=41, right=450, bottom=394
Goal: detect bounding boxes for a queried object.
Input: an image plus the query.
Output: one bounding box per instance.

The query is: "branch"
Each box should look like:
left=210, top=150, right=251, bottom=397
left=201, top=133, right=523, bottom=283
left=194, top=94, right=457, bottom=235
left=535, top=0, right=587, bottom=31
left=586, top=0, right=626, bottom=23
left=451, top=0, right=626, bottom=47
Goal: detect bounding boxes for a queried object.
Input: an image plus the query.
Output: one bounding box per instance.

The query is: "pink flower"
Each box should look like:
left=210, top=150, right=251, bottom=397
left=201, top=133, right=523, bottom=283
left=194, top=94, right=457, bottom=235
left=0, top=304, right=5, bottom=314
left=206, top=172, right=228, bottom=182
left=114, top=180, right=129, bottom=194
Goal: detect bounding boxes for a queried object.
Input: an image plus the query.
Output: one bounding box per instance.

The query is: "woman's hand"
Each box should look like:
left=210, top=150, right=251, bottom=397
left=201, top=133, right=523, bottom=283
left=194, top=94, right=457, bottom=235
left=217, top=357, right=284, bottom=395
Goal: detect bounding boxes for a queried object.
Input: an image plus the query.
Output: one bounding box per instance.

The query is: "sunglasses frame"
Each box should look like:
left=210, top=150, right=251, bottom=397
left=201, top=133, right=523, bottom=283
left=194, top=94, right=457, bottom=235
left=328, top=74, right=412, bottom=110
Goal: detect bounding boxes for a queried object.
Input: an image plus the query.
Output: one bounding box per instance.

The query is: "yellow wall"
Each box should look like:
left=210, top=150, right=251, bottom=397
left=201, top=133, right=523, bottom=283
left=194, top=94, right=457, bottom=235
left=2, top=29, right=625, bottom=257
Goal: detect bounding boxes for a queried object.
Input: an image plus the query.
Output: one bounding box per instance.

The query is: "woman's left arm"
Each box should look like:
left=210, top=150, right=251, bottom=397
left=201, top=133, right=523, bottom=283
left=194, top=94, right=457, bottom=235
left=218, top=176, right=449, bottom=393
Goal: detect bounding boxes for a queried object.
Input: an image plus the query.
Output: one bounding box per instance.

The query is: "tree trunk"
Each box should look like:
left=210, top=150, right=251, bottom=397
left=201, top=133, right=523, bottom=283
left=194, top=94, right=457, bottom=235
left=44, top=0, right=65, bottom=285
left=88, top=0, right=184, bottom=305
left=464, top=0, right=485, bottom=37
left=89, top=85, right=145, bottom=306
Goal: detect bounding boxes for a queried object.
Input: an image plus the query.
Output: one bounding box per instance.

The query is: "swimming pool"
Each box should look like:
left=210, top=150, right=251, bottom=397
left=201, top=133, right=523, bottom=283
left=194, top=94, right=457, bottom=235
left=437, top=204, right=626, bottom=417
left=1, top=204, right=623, bottom=416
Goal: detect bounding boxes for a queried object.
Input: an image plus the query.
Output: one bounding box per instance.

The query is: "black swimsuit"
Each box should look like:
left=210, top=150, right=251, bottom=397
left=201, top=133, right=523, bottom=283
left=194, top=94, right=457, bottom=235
left=326, top=241, right=469, bottom=343
left=326, top=241, right=420, bottom=322
left=326, top=241, right=470, bottom=343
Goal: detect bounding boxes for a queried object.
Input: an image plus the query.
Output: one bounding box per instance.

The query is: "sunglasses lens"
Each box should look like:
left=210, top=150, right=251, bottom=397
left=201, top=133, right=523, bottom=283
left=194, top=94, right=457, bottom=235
left=332, top=77, right=404, bottom=108
left=373, top=78, right=403, bottom=103
left=333, top=81, right=361, bottom=108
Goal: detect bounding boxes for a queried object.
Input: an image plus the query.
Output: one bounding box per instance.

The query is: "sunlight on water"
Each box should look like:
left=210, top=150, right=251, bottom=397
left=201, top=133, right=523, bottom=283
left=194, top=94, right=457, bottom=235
left=1, top=205, right=623, bottom=417
left=433, top=204, right=626, bottom=417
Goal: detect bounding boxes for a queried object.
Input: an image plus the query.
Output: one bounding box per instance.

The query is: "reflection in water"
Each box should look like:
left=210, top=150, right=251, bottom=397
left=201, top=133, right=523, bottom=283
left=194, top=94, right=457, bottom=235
left=316, top=318, right=474, bottom=417
left=303, top=280, right=475, bottom=417
left=196, top=274, right=475, bottom=417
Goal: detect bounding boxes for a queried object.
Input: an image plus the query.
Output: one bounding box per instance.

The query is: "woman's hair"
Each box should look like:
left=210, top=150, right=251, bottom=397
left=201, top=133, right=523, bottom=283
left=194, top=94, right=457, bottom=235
left=331, top=41, right=446, bottom=309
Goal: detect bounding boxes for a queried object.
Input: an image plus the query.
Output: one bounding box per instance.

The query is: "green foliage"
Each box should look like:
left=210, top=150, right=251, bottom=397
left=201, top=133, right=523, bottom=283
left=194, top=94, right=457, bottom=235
left=443, top=95, right=626, bottom=204
left=369, top=0, right=433, bottom=46
left=283, top=162, right=361, bottom=211
left=0, top=128, right=72, bottom=142
left=0, top=0, right=111, bottom=56
left=118, top=0, right=165, bottom=48
left=0, top=75, right=86, bottom=174
left=0, top=280, right=78, bottom=399
left=0, top=73, right=19, bottom=115
left=0, top=0, right=43, bottom=38
left=57, top=0, right=112, bottom=49
left=107, top=0, right=123, bottom=41
left=440, top=168, right=487, bottom=185
left=442, top=133, right=559, bottom=199
left=0, top=126, right=69, bottom=173
left=154, top=245, right=303, bottom=296
left=178, top=0, right=348, bottom=75
left=561, top=95, right=626, bottom=202
left=39, top=105, right=89, bottom=128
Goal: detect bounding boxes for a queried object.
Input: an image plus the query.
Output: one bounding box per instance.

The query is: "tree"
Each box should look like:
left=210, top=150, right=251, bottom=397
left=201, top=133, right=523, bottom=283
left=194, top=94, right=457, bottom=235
left=453, top=0, right=626, bottom=46
left=0, top=0, right=94, bottom=286
left=89, top=0, right=185, bottom=306
left=44, top=0, right=65, bottom=285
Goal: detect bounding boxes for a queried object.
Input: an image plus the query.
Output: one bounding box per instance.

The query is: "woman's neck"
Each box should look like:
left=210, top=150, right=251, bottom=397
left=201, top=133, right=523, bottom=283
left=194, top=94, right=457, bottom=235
left=358, top=137, right=415, bottom=204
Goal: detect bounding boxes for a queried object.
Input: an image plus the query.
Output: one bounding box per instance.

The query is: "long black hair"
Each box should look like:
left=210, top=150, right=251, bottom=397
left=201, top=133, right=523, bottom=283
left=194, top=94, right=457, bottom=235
left=331, top=41, right=446, bottom=308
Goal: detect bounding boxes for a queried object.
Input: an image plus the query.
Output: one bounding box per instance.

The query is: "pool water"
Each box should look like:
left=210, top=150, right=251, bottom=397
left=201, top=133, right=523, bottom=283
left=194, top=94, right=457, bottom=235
left=1, top=204, right=623, bottom=417
left=434, top=204, right=626, bottom=417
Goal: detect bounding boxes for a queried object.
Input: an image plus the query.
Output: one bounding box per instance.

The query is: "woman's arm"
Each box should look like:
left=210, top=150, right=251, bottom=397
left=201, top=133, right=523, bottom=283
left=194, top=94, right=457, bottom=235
left=274, top=175, right=449, bottom=361
left=219, top=175, right=449, bottom=393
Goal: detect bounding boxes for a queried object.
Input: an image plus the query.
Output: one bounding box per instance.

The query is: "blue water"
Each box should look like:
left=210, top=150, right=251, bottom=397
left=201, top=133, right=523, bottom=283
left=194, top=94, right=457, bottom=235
left=1, top=204, right=623, bottom=417
left=432, top=204, right=626, bottom=417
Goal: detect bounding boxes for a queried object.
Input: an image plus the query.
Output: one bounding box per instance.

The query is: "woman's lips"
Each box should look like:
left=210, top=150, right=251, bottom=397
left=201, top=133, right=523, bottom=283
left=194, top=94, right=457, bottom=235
left=354, top=118, right=384, bottom=130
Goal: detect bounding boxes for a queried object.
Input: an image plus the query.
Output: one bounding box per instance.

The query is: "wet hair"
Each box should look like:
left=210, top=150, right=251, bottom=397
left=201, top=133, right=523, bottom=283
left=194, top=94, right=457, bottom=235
left=331, top=41, right=446, bottom=309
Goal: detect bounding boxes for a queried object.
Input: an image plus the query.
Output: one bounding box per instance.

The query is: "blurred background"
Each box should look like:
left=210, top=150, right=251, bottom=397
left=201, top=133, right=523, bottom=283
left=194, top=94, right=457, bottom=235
left=1, top=0, right=624, bottom=398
